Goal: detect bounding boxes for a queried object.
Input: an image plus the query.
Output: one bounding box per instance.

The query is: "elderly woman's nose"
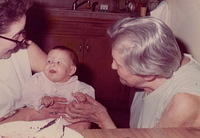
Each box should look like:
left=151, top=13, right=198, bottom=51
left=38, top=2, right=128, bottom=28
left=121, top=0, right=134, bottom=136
left=111, top=61, right=117, bottom=70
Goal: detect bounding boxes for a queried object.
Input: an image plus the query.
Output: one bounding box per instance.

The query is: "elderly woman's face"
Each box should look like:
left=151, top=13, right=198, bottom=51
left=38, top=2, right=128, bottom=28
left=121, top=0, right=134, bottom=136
left=111, top=49, right=145, bottom=88
left=0, top=15, right=26, bottom=59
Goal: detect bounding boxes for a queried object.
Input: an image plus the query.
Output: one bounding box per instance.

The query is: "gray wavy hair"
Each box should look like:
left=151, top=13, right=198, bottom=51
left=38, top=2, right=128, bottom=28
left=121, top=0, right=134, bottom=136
left=107, top=17, right=182, bottom=78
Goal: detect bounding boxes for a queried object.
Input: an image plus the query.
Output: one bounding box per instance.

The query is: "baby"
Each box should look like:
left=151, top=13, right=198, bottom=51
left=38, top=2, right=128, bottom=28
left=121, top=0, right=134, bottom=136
left=19, top=46, right=95, bottom=124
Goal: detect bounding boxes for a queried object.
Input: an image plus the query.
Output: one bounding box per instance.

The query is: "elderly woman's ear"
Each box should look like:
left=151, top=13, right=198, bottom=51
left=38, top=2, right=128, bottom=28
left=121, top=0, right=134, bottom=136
left=143, top=75, right=157, bottom=82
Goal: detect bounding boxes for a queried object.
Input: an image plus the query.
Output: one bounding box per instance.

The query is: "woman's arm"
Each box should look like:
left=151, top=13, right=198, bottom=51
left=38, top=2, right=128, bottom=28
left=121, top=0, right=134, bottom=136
left=65, top=93, right=117, bottom=129
left=0, top=107, right=58, bottom=124
left=156, top=93, right=200, bottom=127
left=0, top=97, right=68, bottom=124
left=27, top=41, right=47, bottom=72
left=67, top=122, right=91, bottom=132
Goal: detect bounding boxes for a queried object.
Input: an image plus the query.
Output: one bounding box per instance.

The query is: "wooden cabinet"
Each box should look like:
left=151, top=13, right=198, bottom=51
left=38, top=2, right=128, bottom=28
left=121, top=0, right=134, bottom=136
left=27, top=8, right=131, bottom=127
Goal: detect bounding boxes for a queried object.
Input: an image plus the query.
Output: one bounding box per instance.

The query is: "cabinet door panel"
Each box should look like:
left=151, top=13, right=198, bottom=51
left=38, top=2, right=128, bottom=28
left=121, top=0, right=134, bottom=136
left=84, top=36, right=130, bottom=128
left=84, top=36, right=130, bottom=102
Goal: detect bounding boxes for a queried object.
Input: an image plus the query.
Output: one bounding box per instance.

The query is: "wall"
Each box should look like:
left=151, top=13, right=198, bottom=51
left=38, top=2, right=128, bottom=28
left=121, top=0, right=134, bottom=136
left=168, top=0, right=200, bottom=62
left=151, top=0, right=200, bottom=62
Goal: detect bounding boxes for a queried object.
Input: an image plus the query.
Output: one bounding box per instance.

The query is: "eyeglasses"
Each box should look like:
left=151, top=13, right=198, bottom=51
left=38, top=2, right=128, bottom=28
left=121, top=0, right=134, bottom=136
left=0, top=32, right=28, bottom=48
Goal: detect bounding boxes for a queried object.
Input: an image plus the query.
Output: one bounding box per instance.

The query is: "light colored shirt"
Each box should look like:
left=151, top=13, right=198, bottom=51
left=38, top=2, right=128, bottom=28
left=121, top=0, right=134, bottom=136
left=0, top=49, right=31, bottom=118
left=130, top=54, right=200, bottom=128
left=20, top=72, right=95, bottom=110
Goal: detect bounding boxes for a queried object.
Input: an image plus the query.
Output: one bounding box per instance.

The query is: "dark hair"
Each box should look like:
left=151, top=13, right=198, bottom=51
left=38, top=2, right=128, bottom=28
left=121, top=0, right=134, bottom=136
left=52, top=46, right=79, bottom=66
left=0, top=0, right=32, bottom=34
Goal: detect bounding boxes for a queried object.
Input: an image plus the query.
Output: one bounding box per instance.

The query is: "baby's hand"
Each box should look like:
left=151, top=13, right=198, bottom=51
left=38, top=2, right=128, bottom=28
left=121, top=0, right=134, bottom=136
left=41, top=96, right=54, bottom=107
left=72, top=92, right=87, bottom=103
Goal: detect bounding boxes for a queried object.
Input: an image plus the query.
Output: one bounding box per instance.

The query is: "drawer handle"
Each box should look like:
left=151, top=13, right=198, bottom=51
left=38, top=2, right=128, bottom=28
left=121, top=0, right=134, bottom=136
left=79, top=45, right=83, bottom=52
left=85, top=45, right=89, bottom=52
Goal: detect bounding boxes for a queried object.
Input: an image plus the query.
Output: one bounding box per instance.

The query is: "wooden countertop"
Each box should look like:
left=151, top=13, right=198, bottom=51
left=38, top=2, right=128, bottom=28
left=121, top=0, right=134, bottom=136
left=80, top=128, right=200, bottom=138
left=43, top=8, right=131, bottom=20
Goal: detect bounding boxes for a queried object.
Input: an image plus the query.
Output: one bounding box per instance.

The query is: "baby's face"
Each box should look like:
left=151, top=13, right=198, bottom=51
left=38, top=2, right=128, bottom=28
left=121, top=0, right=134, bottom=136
left=44, top=49, right=76, bottom=83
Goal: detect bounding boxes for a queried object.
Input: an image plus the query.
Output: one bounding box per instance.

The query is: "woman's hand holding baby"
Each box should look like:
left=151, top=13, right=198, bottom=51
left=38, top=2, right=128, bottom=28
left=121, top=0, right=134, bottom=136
left=41, top=96, right=54, bottom=107
left=64, top=92, right=116, bottom=129
left=42, top=96, right=68, bottom=115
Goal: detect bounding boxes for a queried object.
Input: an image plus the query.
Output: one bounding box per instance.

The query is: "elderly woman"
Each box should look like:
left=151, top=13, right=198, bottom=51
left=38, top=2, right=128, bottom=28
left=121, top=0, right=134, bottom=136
left=65, top=17, right=200, bottom=128
left=0, top=0, right=66, bottom=123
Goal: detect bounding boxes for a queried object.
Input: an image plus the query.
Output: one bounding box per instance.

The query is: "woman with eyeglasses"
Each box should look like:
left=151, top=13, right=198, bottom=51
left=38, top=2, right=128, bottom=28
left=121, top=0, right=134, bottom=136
left=0, top=0, right=67, bottom=123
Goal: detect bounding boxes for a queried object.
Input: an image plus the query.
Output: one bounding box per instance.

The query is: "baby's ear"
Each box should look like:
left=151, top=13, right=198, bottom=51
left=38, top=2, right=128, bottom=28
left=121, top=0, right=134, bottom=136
left=69, top=65, right=77, bottom=76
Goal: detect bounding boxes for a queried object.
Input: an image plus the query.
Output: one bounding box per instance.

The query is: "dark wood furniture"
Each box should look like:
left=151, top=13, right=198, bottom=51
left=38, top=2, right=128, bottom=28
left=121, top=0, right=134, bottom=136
left=32, top=0, right=122, bottom=12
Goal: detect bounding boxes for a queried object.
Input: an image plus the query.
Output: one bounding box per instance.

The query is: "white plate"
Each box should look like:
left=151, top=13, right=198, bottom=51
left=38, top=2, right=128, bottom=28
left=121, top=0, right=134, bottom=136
left=0, top=119, right=84, bottom=138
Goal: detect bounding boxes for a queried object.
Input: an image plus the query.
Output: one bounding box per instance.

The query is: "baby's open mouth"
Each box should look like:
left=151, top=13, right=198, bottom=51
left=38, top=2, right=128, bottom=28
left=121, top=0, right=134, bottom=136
left=49, top=69, right=56, bottom=73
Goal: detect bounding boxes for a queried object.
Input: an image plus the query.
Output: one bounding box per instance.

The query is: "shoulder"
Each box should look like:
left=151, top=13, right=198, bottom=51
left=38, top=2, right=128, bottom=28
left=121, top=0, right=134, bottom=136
left=169, top=93, right=200, bottom=117
left=77, top=81, right=95, bottom=98
left=72, top=76, right=94, bottom=90
left=80, top=81, right=95, bottom=91
left=70, top=76, right=95, bottom=97
left=26, top=41, right=47, bottom=72
left=11, top=49, right=30, bottom=66
left=157, top=92, right=200, bottom=127
left=171, top=93, right=199, bottom=108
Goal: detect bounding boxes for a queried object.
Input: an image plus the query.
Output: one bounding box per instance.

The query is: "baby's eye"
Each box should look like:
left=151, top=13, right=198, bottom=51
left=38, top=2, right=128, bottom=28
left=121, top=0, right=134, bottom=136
left=47, top=60, right=51, bottom=64
left=56, top=61, right=61, bottom=65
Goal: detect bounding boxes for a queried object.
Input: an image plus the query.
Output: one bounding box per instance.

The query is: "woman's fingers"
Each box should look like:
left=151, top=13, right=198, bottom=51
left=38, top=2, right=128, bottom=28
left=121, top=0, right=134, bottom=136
left=43, top=102, right=67, bottom=117
left=66, top=96, right=106, bottom=117
left=49, top=102, right=66, bottom=110
left=72, top=92, right=87, bottom=103
left=64, top=116, right=88, bottom=123
left=65, top=103, right=92, bottom=117
left=68, top=102, right=96, bottom=115
left=63, top=113, right=97, bottom=124
left=51, top=96, right=68, bottom=103
left=73, top=92, right=101, bottom=106
left=84, top=94, right=100, bottom=106
left=36, top=108, right=61, bottom=118
left=72, top=92, right=97, bottom=105
left=64, top=93, right=110, bottom=126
